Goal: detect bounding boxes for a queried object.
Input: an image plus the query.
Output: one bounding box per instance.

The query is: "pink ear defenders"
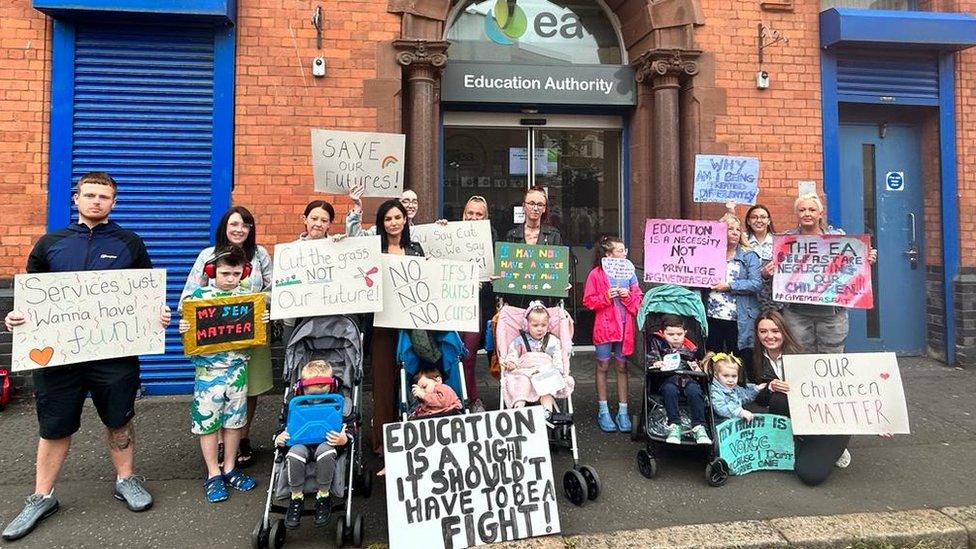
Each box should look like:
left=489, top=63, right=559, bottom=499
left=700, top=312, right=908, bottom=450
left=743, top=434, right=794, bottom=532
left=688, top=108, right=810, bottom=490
left=295, top=375, right=341, bottom=394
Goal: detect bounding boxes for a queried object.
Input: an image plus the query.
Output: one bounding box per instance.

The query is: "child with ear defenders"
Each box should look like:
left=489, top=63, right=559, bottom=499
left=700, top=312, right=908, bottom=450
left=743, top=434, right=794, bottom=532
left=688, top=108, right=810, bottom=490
left=179, top=245, right=270, bottom=503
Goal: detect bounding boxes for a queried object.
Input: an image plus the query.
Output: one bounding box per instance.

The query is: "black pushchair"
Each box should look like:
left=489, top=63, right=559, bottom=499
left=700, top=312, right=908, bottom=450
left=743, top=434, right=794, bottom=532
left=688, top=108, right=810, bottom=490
left=252, top=315, right=371, bottom=549
left=632, top=285, right=729, bottom=487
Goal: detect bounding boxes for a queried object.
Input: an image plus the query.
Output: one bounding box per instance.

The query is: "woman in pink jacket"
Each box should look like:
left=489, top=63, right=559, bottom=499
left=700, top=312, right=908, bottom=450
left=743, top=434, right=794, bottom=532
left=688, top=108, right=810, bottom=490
left=582, top=236, right=644, bottom=433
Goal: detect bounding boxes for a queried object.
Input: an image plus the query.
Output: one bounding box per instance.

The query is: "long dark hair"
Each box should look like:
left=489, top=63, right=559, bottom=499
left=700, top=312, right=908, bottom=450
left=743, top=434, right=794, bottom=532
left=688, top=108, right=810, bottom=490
left=376, top=199, right=411, bottom=251
left=592, top=235, right=623, bottom=268
left=215, top=206, right=257, bottom=261
left=752, top=309, right=804, bottom=381
left=744, top=204, right=776, bottom=239
left=303, top=200, right=335, bottom=221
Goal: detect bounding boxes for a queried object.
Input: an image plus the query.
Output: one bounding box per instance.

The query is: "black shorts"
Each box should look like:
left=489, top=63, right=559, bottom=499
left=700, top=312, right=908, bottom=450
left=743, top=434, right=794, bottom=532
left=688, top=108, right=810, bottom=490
left=32, top=358, right=141, bottom=440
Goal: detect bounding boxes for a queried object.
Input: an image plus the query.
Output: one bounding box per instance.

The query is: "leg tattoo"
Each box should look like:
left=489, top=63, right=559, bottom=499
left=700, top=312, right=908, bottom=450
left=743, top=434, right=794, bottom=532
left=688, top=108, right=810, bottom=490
left=107, top=423, right=135, bottom=451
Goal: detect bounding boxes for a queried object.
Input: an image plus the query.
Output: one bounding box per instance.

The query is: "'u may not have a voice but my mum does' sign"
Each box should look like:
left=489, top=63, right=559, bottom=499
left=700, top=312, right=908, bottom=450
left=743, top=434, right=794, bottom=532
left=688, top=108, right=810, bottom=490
left=311, top=129, right=405, bottom=197
left=374, top=255, right=480, bottom=332
left=643, top=219, right=728, bottom=288
left=11, top=269, right=167, bottom=372
left=270, top=236, right=383, bottom=320
left=411, top=220, right=495, bottom=282
left=384, top=407, right=560, bottom=549
left=492, top=243, right=570, bottom=298
left=772, top=234, right=873, bottom=309
left=785, top=352, right=910, bottom=436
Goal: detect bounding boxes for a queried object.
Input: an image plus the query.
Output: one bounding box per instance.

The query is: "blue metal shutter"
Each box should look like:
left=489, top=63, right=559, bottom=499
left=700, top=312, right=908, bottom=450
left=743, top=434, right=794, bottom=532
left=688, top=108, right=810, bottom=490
left=836, top=49, right=939, bottom=105
left=71, top=22, right=216, bottom=394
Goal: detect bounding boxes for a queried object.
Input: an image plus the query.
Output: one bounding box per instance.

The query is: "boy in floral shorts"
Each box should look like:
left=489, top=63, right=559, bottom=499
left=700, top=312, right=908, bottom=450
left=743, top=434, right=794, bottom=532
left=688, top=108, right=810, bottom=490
left=179, top=245, right=268, bottom=502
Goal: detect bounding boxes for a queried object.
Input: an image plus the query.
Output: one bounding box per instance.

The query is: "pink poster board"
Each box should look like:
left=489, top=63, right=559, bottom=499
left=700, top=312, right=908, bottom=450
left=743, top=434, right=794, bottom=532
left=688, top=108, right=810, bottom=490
left=643, top=219, right=728, bottom=288
left=771, top=234, right=874, bottom=309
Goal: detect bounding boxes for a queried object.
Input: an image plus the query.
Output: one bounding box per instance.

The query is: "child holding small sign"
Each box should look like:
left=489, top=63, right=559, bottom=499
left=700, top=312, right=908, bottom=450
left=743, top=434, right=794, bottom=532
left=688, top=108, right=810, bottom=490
left=179, top=246, right=268, bottom=503
left=647, top=315, right=711, bottom=445
left=707, top=352, right=766, bottom=421
left=582, top=236, right=643, bottom=433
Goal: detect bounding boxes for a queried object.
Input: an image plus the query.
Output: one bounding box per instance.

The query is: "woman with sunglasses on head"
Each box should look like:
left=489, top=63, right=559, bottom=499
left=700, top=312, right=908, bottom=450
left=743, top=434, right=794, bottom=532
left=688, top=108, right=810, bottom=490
left=345, top=183, right=420, bottom=237
left=181, top=206, right=273, bottom=469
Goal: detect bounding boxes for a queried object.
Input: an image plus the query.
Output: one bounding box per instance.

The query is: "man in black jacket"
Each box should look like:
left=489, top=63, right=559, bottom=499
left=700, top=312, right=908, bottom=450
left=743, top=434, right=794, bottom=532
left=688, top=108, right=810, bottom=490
left=3, top=172, right=172, bottom=541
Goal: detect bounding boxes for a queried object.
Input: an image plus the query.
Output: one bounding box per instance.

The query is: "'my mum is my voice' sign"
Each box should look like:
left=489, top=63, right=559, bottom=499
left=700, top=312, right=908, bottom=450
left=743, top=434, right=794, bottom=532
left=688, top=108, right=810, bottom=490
left=311, top=129, right=404, bottom=197
left=412, top=220, right=495, bottom=281
left=12, top=269, right=167, bottom=372
left=271, top=236, right=383, bottom=320
left=785, top=353, right=910, bottom=435
left=374, top=255, right=480, bottom=332
left=717, top=414, right=795, bottom=476
left=693, top=154, right=759, bottom=205
left=384, top=408, right=560, bottom=549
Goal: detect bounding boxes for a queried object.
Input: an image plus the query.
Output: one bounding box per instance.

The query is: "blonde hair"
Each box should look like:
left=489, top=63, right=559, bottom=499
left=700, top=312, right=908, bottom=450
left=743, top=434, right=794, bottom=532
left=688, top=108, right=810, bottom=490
left=301, top=360, right=333, bottom=379
left=718, top=213, right=751, bottom=251
left=794, top=192, right=828, bottom=231
left=704, top=351, right=743, bottom=376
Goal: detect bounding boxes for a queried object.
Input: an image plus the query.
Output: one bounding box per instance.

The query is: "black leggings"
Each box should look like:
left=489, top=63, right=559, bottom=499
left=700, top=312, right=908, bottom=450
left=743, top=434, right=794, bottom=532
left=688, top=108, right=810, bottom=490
left=767, top=392, right=850, bottom=486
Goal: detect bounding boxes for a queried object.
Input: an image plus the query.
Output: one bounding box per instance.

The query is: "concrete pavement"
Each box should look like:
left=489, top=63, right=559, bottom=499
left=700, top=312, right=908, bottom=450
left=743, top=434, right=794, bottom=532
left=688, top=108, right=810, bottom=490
left=0, top=355, right=973, bottom=548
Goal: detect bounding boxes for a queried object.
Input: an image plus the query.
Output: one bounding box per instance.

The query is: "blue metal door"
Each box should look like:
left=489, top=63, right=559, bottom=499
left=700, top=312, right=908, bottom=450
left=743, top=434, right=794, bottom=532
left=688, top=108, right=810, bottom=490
left=839, top=122, right=925, bottom=353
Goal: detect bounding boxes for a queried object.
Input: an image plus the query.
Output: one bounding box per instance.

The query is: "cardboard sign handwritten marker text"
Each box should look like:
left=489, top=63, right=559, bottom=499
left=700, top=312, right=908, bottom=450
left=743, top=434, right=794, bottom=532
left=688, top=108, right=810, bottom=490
left=717, top=414, right=795, bottom=475
left=772, top=234, right=874, bottom=309
left=643, top=219, right=727, bottom=288
left=181, top=293, right=267, bottom=355
left=374, top=255, right=480, bottom=332
left=411, top=220, right=495, bottom=281
left=492, top=243, right=570, bottom=298
left=311, top=129, right=405, bottom=197
left=693, top=154, right=759, bottom=205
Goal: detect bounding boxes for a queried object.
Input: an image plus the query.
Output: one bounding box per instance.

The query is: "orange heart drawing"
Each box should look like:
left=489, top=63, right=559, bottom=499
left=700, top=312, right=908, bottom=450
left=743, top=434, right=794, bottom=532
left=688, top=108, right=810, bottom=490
left=29, top=347, right=54, bottom=367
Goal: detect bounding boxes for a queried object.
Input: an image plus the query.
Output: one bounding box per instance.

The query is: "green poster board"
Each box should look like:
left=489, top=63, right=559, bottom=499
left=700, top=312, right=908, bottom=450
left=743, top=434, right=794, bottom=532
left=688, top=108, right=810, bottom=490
left=717, top=414, right=795, bottom=476
left=492, top=243, right=570, bottom=298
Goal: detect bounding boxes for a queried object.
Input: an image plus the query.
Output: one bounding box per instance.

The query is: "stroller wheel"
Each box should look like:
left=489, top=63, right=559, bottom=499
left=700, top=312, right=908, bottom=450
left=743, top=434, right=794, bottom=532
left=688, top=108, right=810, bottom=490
left=706, top=458, right=730, bottom=487
left=269, top=518, right=286, bottom=549
left=352, top=513, right=365, bottom=547
left=637, top=449, right=657, bottom=479
left=335, top=516, right=348, bottom=547
left=629, top=413, right=642, bottom=442
left=251, top=519, right=269, bottom=549
left=361, top=469, right=374, bottom=498
left=578, top=465, right=601, bottom=501
left=562, top=469, right=588, bottom=507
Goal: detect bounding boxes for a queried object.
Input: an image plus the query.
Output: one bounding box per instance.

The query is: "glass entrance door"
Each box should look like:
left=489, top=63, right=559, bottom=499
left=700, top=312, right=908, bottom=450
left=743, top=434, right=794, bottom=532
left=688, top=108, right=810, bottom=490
left=443, top=114, right=624, bottom=344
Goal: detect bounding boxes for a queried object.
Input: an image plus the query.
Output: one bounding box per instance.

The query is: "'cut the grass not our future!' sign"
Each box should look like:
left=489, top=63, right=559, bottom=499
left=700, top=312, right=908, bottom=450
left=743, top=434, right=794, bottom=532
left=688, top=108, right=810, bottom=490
left=784, top=352, right=910, bottom=435
left=771, top=234, right=874, bottom=309
left=311, top=129, right=405, bottom=197
left=11, top=269, right=167, bottom=372
left=693, top=154, right=759, bottom=205
left=181, top=293, right=267, bottom=356
left=492, top=243, right=570, bottom=298
left=643, top=219, right=728, bottom=288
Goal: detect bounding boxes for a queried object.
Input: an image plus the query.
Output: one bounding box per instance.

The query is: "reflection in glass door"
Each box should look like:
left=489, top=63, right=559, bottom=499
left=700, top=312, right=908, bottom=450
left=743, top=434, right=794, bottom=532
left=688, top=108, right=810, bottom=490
left=443, top=117, right=623, bottom=344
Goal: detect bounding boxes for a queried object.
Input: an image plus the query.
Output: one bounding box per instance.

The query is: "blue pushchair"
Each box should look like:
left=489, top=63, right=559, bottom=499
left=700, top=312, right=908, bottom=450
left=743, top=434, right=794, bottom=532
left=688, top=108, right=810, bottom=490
left=396, top=330, right=469, bottom=420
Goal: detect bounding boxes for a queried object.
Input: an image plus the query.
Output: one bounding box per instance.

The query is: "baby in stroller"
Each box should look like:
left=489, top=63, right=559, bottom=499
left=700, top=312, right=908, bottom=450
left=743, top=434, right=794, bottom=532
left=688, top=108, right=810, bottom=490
left=274, top=360, right=348, bottom=529
left=647, top=314, right=712, bottom=445
left=501, top=301, right=575, bottom=423
left=410, top=368, right=462, bottom=419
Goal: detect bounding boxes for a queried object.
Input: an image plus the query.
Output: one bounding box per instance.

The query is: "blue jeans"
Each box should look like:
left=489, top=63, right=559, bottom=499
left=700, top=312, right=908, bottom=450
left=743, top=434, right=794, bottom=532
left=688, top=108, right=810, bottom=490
left=659, top=377, right=706, bottom=427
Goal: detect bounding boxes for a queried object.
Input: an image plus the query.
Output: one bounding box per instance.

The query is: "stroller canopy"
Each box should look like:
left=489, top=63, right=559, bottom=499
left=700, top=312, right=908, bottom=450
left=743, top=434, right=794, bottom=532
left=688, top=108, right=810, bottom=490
left=396, top=330, right=466, bottom=398
left=285, top=315, right=363, bottom=387
left=637, top=284, right=708, bottom=338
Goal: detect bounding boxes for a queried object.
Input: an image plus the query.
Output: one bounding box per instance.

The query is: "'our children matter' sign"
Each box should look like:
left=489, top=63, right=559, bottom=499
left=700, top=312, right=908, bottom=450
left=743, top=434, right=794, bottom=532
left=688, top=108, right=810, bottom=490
left=411, top=220, right=495, bottom=282
left=11, top=269, right=167, bottom=372
left=693, top=154, right=760, bottom=205
left=270, top=236, right=383, bottom=320
left=784, top=353, right=910, bottom=435
left=311, top=129, right=405, bottom=197
left=384, top=408, right=560, bottom=549
left=771, top=234, right=874, bottom=309
left=374, top=255, right=480, bottom=332
left=643, top=219, right=727, bottom=288
left=492, top=243, right=570, bottom=298
left=181, top=293, right=267, bottom=355
left=717, top=414, right=796, bottom=475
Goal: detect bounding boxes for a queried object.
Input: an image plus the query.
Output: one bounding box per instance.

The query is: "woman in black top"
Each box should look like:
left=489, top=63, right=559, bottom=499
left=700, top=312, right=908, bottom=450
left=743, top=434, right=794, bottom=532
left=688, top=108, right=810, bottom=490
left=503, top=186, right=564, bottom=308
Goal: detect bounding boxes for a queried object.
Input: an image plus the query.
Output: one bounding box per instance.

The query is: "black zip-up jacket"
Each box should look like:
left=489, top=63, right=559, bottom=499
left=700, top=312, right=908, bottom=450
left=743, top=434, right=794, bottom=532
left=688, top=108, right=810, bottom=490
left=27, top=221, right=153, bottom=274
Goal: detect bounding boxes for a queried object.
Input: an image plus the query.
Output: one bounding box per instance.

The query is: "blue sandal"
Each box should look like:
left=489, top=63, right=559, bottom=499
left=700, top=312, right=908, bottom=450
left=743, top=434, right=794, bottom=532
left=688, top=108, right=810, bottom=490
left=204, top=475, right=228, bottom=503
left=223, top=469, right=257, bottom=492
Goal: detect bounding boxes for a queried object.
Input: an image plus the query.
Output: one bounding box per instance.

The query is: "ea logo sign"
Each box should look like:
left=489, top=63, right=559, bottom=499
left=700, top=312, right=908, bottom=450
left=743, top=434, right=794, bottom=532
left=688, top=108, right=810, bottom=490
left=484, top=0, right=528, bottom=45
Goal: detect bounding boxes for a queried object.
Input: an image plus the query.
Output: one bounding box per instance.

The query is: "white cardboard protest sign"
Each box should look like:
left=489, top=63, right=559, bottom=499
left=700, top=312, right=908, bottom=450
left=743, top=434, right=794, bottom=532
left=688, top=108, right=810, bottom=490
left=270, top=236, right=383, bottom=320
left=411, top=220, right=495, bottom=281
left=311, top=129, right=405, bottom=197
left=384, top=408, right=560, bottom=549
left=374, top=255, right=479, bottom=332
left=600, top=257, right=635, bottom=283
left=11, top=269, right=167, bottom=372
left=784, top=352, right=910, bottom=435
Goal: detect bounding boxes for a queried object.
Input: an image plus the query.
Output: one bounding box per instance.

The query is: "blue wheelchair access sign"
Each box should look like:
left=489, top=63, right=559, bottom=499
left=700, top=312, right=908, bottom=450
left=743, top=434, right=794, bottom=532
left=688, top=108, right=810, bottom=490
left=885, top=171, right=905, bottom=192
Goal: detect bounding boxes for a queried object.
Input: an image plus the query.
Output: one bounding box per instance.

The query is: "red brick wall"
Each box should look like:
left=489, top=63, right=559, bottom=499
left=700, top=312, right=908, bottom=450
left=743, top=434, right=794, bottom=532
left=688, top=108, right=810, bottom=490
left=0, top=1, right=50, bottom=276
left=954, top=6, right=976, bottom=269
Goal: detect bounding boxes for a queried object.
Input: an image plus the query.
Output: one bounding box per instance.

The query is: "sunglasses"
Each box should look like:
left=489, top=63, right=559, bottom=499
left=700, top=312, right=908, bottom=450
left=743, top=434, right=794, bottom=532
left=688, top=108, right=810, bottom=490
left=468, top=195, right=487, bottom=203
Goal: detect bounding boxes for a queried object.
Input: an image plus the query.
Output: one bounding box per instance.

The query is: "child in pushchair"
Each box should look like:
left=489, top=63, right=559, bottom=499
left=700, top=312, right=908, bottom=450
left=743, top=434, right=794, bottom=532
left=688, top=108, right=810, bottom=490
left=634, top=284, right=730, bottom=487
left=409, top=368, right=462, bottom=419
left=396, top=329, right=470, bottom=422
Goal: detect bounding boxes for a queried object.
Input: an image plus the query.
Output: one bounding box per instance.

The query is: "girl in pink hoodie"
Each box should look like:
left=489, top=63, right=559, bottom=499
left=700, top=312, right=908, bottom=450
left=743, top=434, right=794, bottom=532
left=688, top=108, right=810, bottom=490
left=582, top=236, right=643, bottom=433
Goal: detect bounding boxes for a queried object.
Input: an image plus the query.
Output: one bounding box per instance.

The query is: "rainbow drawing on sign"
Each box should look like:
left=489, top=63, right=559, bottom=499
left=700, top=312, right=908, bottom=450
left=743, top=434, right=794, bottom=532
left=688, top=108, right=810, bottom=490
left=382, top=156, right=398, bottom=168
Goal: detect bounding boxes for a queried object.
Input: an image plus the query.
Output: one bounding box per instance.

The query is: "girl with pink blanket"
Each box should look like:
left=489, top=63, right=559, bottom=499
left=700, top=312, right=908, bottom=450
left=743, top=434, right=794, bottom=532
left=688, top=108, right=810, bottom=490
left=501, top=303, right=575, bottom=420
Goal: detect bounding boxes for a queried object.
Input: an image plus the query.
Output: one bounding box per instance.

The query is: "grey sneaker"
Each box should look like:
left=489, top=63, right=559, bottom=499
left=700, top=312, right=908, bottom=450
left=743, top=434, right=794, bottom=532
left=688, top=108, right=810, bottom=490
left=835, top=448, right=852, bottom=468
left=114, top=475, right=153, bottom=512
left=2, top=493, right=59, bottom=541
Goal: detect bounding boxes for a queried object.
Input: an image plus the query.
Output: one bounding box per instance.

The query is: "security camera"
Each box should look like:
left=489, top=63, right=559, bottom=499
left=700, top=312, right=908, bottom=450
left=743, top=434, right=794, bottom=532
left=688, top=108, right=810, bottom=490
left=756, top=70, right=770, bottom=89
left=312, top=57, right=326, bottom=77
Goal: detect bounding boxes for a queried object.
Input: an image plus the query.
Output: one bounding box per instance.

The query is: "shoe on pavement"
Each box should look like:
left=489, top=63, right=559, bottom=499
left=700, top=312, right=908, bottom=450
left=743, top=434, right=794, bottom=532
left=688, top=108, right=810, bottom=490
left=665, top=423, right=682, bottom=444
left=2, top=493, right=59, bottom=541
left=224, top=469, right=257, bottom=492
left=115, top=475, right=153, bottom=511
left=835, top=448, right=852, bottom=468
left=597, top=410, right=617, bottom=432
left=314, top=496, right=332, bottom=528
left=691, top=425, right=713, bottom=445
left=616, top=412, right=633, bottom=433
left=204, top=475, right=228, bottom=503
left=285, top=496, right=304, bottom=529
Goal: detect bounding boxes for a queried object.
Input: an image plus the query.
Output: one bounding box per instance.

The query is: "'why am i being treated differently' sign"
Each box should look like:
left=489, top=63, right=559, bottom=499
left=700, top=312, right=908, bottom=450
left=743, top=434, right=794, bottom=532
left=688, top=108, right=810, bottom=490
left=693, top=155, right=759, bottom=205
left=374, top=255, right=480, bottom=332
left=772, top=234, right=873, bottom=309
left=11, top=269, right=167, bottom=372
left=492, top=243, right=570, bottom=298
left=181, top=293, right=267, bottom=356
left=311, top=129, right=405, bottom=197
left=717, top=414, right=795, bottom=475
left=271, top=236, right=383, bottom=320
left=384, top=408, right=560, bottom=549
left=411, top=220, right=495, bottom=282
left=643, top=219, right=727, bottom=288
